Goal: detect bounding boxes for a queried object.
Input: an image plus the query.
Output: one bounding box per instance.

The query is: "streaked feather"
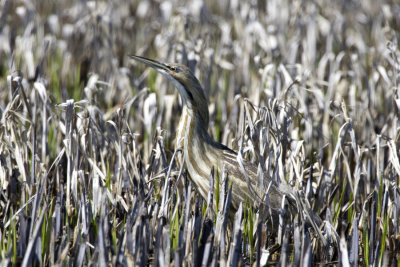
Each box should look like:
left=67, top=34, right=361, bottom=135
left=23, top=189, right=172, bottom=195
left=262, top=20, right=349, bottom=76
left=129, top=55, right=322, bottom=232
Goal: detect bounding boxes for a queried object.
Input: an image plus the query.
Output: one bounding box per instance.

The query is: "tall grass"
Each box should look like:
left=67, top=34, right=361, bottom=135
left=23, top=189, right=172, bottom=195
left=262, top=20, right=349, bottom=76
left=0, top=0, right=399, bottom=265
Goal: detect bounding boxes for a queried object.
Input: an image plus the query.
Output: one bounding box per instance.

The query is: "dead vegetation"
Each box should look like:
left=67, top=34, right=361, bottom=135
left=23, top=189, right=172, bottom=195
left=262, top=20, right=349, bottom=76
left=0, top=0, right=400, bottom=265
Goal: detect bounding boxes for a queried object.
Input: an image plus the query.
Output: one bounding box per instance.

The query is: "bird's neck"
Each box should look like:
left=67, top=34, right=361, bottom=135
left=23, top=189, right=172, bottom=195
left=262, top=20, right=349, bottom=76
left=175, top=105, right=210, bottom=150
left=175, top=105, right=189, bottom=151
left=175, top=104, right=218, bottom=200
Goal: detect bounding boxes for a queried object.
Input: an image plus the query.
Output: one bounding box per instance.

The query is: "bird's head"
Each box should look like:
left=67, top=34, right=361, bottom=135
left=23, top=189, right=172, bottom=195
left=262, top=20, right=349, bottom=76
left=130, top=55, right=209, bottom=126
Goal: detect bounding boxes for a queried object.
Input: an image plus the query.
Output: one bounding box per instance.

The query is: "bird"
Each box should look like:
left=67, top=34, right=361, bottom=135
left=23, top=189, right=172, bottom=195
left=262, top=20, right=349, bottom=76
left=129, top=55, right=321, bottom=230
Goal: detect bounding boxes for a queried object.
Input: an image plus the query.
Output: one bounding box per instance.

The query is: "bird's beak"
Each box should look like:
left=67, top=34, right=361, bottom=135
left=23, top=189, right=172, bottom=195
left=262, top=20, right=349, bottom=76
left=129, top=55, right=169, bottom=72
left=129, top=54, right=191, bottom=103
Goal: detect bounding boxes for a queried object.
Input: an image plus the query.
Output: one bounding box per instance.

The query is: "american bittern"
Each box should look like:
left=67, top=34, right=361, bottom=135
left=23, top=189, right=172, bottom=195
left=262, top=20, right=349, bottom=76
left=130, top=55, right=320, bottom=229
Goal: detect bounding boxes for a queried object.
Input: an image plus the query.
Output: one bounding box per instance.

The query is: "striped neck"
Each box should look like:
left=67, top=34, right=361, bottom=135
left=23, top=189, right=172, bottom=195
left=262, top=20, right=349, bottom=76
left=175, top=104, right=218, bottom=200
left=175, top=104, right=212, bottom=151
left=175, top=105, right=190, bottom=151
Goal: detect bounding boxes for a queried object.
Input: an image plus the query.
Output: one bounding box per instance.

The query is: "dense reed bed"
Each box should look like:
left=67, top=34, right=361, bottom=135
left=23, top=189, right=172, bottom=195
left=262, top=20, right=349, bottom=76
left=0, top=0, right=399, bottom=265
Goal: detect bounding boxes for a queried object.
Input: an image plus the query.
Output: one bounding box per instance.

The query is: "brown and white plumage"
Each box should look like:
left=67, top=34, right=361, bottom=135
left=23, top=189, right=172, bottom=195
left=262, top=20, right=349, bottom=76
left=129, top=55, right=319, bottom=229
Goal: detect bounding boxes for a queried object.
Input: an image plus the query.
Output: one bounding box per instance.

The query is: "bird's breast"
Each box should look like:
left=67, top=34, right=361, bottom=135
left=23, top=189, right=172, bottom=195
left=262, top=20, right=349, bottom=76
left=175, top=106, right=218, bottom=200
left=175, top=105, right=189, bottom=153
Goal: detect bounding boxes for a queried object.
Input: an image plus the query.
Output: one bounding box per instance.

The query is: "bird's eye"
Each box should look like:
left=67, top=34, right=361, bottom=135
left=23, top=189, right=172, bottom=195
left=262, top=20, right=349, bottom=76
left=169, top=66, right=177, bottom=71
